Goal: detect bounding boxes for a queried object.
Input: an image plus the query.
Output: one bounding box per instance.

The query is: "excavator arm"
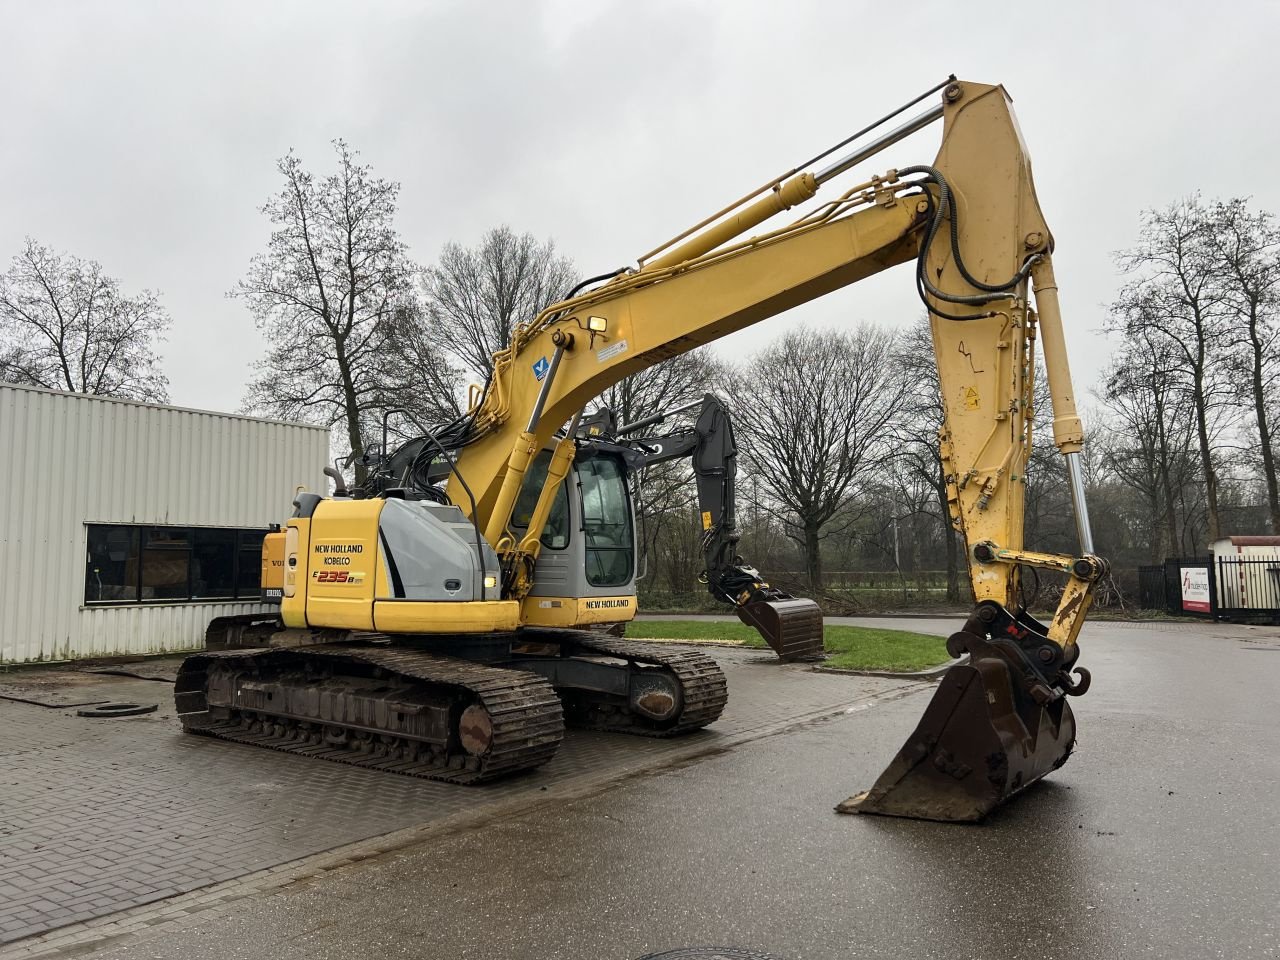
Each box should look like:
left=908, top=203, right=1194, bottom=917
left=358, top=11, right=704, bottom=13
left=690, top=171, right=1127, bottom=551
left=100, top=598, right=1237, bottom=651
left=440, top=78, right=1104, bottom=821
left=615, top=394, right=824, bottom=661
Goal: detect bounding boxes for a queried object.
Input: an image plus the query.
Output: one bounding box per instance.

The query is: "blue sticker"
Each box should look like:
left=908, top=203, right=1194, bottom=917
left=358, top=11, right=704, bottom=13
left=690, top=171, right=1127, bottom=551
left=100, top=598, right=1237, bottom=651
left=532, top=356, right=550, bottom=381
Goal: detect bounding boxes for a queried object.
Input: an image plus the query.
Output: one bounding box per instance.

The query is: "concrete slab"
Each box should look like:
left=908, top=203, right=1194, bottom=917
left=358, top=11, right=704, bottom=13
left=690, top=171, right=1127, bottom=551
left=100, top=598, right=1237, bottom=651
left=0, top=647, right=914, bottom=947
left=0, top=673, right=146, bottom=709
left=3, top=618, right=1274, bottom=960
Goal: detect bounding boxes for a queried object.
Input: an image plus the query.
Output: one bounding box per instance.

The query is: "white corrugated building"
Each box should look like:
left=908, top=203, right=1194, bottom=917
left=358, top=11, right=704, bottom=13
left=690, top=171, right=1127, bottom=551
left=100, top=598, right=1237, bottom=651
left=0, top=383, right=329, bottom=663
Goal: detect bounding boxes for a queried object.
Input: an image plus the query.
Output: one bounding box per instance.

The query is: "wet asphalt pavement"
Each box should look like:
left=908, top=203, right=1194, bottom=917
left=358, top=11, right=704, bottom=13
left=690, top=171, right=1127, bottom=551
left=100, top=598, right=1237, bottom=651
left=54, top=620, right=1280, bottom=959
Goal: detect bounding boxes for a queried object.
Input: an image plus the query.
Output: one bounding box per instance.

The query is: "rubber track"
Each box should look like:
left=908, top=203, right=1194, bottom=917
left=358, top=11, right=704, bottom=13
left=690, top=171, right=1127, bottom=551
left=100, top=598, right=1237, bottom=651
left=566, top=635, right=728, bottom=735
left=203, top=613, right=279, bottom=650
left=175, top=644, right=564, bottom=784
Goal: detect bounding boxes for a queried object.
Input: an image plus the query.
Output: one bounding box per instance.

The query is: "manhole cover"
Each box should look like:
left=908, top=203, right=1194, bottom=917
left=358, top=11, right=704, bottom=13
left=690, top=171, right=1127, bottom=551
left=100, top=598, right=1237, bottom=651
left=635, top=951, right=783, bottom=960
left=76, top=702, right=159, bottom=718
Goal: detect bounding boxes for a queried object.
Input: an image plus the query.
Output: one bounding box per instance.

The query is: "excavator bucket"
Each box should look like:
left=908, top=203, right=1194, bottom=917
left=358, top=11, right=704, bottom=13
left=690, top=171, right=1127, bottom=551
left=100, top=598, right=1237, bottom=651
left=737, top=598, right=824, bottom=662
left=837, top=627, right=1078, bottom=822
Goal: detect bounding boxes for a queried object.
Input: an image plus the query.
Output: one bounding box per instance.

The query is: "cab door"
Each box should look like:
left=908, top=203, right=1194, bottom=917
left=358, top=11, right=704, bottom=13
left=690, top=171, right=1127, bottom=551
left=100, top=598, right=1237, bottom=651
left=516, top=450, right=637, bottom=627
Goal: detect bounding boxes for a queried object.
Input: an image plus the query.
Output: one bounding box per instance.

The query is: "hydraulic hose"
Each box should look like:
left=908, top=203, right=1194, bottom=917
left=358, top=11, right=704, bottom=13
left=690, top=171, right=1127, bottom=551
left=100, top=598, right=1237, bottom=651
left=899, top=164, right=1043, bottom=319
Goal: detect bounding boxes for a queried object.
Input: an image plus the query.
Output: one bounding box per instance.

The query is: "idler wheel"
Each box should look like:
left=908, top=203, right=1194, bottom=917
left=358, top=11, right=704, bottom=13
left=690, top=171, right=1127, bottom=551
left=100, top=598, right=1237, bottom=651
left=629, top=673, right=682, bottom=722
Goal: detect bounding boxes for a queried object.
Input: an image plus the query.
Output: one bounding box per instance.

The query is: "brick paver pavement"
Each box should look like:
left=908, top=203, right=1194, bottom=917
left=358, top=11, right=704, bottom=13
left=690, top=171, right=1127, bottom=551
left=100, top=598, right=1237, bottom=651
left=0, top=647, right=917, bottom=945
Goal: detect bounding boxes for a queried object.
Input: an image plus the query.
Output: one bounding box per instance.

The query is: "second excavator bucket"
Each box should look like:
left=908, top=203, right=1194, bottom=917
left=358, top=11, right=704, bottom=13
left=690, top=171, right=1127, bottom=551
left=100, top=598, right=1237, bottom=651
left=737, top=598, right=824, bottom=662
left=837, top=607, right=1083, bottom=822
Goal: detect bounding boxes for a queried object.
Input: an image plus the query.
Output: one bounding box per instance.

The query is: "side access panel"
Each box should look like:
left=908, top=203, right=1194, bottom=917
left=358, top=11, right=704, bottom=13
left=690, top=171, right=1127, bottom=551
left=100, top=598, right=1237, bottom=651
left=302, top=499, right=383, bottom=630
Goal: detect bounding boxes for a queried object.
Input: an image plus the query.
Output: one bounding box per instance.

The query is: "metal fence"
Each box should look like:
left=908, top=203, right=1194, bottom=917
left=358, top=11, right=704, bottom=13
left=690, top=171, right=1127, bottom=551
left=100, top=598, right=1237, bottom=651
left=1215, top=556, right=1280, bottom=623
left=1137, top=556, right=1280, bottom=623
left=1138, top=565, right=1165, bottom=610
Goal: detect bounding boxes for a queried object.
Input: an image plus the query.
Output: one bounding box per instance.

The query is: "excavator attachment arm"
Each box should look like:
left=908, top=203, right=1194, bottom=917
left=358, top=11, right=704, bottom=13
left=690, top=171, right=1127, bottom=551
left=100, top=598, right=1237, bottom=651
left=618, top=395, right=824, bottom=661
left=837, top=81, right=1105, bottom=821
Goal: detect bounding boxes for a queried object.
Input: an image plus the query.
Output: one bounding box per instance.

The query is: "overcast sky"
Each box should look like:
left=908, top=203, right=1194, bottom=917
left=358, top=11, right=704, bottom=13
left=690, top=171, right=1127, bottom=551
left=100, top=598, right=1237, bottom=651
left=3, top=0, right=1278, bottom=417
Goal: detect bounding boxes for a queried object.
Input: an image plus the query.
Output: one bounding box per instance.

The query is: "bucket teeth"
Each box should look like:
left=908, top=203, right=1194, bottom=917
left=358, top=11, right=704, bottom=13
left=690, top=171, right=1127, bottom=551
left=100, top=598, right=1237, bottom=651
left=839, top=622, right=1077, bottom=822
left=736, top=598, right=824, bottom=661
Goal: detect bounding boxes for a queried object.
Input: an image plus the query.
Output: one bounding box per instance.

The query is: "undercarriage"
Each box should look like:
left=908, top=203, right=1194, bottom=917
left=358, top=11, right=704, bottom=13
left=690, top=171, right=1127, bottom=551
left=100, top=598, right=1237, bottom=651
left=177, top=625, right=728, bottom=782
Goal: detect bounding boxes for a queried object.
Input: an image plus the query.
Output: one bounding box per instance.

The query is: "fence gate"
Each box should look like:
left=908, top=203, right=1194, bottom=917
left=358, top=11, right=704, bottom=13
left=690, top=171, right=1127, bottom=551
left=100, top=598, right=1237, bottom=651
left=1214, top=556, right=1280, bottom=623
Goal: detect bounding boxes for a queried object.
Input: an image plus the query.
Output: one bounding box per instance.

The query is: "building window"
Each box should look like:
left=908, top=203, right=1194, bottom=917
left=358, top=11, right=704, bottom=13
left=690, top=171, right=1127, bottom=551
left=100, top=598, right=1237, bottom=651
left=84, top=526, right=140, bottom=603
left=142, top=527, right=191, bottom=600
left=85, top=524, right=269, bottom=606
left=192, top=528, right=237, bottom=599
left=237, top=530, right=266, bottom=597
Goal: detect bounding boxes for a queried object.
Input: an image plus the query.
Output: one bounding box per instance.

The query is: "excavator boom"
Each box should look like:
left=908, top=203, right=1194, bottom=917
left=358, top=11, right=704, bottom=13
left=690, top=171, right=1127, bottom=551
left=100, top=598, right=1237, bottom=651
left=444, top=78, right=1104, bottom=822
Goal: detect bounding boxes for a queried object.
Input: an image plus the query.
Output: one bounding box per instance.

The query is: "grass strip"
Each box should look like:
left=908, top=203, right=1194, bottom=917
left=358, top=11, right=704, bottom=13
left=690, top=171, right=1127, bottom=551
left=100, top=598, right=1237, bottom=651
left=624, top=619, right=950, bottom=672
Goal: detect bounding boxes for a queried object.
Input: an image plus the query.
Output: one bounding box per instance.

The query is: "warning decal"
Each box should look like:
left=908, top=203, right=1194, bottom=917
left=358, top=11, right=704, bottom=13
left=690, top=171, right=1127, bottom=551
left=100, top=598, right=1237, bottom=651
left=597, top=339, right=629, bottom=363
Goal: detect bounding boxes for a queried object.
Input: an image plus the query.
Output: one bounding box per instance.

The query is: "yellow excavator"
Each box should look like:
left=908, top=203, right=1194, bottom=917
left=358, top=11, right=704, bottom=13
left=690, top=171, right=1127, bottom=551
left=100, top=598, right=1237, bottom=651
left=178, top=77, right=1105, bottom=822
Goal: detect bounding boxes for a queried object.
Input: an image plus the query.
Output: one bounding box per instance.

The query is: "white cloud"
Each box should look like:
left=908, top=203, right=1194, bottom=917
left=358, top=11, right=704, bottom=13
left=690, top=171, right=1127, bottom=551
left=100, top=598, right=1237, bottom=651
left=2, top=0, right=1276, bottom=414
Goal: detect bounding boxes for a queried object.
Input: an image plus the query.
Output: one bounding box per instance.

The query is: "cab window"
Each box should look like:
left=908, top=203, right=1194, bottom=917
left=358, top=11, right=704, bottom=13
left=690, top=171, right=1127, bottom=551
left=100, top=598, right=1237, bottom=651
left=512, top=450, right=570, bottom=550
left=578, top=455, right=633, bottom=587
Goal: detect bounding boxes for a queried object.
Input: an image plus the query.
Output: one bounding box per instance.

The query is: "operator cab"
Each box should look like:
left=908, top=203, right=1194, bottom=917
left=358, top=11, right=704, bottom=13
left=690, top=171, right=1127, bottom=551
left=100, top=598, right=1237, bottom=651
left=511, top=448, right=637, bottom=624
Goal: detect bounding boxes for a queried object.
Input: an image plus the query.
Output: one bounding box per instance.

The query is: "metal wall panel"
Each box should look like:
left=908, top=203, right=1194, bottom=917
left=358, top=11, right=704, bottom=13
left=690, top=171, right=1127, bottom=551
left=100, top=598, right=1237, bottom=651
left=0, top=384, right=330, bottom=663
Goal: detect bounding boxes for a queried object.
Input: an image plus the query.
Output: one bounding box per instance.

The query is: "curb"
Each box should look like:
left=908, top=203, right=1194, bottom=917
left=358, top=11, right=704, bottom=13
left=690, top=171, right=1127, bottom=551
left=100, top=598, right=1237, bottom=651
left=812, top=655, right=965, bottom=681
left=624, top=637, right=759, bottom=650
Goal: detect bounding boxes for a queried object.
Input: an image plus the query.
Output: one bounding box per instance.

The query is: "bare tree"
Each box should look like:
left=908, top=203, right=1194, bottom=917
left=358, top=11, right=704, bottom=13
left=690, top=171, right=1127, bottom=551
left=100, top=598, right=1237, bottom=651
left=1205, top=199, right=1280, bottom=532
left=374, top=303, right=466, bottom=445
left=0, top=239, right=169, bottom=401
left=1021, top=373, right=1075, bottom=557
left=236, top=140, right=448, bottom=482
left=731, top=324, right=908, bottom=590
left=1099, top=364, right=1173, bottom=563
left=1112, top=197, right=1239, bottom=542
left=421, top=226, right=578, bottom=382
left=595, top=349, right=721, bottom=429
left=894, top=318, right=963, bottom=601
left=1100, top=334, right=1201, bottom=559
